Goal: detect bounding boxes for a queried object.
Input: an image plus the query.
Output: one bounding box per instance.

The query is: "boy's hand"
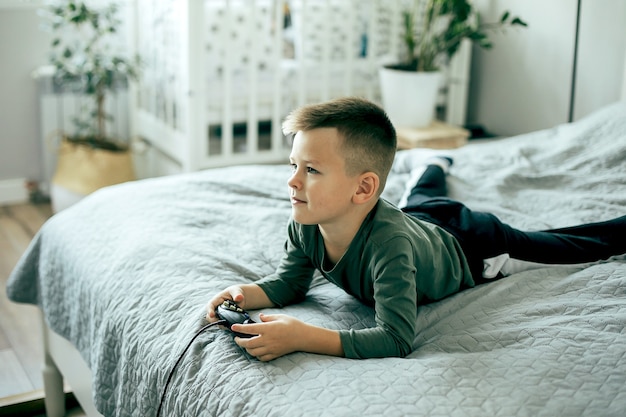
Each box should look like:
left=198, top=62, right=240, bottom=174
left=205, top=283, right=274, bottom=322
left=232, top=313, right=304, bottom=361
left=205, top=285, right=245, bottom=322
left=233, top=314, right=344, bottom=361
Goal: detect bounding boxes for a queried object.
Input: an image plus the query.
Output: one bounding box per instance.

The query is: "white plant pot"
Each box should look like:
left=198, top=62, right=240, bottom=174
left=379, top=68, right=442, bottom=128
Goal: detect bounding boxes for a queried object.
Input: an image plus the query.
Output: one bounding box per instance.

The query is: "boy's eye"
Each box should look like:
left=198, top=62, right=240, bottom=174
left=289, top=164, right=319, bottom=174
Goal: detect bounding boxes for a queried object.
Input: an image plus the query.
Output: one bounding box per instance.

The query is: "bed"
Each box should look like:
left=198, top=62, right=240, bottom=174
left=7, top=98, right=626, bottom=417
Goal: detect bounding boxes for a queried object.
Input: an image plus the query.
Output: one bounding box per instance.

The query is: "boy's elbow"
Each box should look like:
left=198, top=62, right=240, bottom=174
left=340, top=328, right=414, bottom=359
left=395, top=338, right=413, bottom=358
left=369, top=338, right=412, bottom=359
left=366, top=335, right=414, bottom=359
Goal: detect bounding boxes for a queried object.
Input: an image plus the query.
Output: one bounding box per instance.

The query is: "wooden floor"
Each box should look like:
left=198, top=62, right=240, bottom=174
left=0, top=202, right=85, bottom=415
left=0, top=203, right=51, bottom=397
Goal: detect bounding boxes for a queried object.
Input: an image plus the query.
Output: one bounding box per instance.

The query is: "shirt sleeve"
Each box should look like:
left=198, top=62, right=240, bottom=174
left=256, top=220, right=316, bottom=307
left=340, top=236, right=418, bottom=359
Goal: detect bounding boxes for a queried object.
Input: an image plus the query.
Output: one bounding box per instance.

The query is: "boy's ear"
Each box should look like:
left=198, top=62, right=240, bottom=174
left=353, top=172, right=379, bottom=204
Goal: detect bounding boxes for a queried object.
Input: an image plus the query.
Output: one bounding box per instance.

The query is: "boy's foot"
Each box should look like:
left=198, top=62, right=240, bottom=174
left=397, top=156, right=454, bottom=208
left=392, top=149, right=453, bottom=174
left=426, top=156, right=453, bottom=174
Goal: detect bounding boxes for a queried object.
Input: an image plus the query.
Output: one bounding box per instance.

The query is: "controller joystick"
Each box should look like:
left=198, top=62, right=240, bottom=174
left=215, top=300, right=256, bottom=338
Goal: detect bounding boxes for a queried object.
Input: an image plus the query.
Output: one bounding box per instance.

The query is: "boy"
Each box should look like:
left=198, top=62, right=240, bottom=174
left=205, top=97, right=626, bottom=361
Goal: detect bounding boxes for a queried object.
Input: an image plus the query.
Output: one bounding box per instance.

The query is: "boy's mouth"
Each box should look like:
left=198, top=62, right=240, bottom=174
left=291, top=197, right=306, bottom=205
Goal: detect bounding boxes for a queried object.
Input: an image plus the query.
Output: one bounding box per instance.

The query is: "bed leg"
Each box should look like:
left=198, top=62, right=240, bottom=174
left=42, top=352, right=66, bottom=417
left=40, top=312, right=66, bottom=417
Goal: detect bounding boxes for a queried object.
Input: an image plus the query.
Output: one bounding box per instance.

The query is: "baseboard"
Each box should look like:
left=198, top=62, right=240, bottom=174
left=0, top=178, right=29, bottom=205
left=0, top=389, right=79, bottom=417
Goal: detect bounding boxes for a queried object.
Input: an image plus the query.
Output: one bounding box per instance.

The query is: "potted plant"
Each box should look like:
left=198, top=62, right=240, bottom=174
left=42, top=0, right=140, bottom=211
left=379, top=0, right=526, bottom=128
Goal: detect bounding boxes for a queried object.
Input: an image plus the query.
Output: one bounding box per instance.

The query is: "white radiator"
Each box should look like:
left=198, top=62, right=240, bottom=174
left=33, top=66, right=131, bottom=194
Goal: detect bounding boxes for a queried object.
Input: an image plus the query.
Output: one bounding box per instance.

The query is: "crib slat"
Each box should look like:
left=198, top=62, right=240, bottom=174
left=363, top=0, right=377, bottom=100
left=342, top=0, right=356, bottom=96
left=221, top=0, right=234, bottom=159
left=295, top=0, right=308, bottom=106
left=271, top=0, right=286, bottom=156
left=319, top=0, right=331, bottom=102
left=188, top=0, right=207, bottom=170
left=389, top=0, right=401, bottom=63
left=246, top=0, right=260, bottom=155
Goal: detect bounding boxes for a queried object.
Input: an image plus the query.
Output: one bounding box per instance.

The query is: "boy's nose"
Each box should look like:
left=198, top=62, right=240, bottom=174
left=287, top=175, right=299, bottom=190
left=287, top=171, right=302, bottom=190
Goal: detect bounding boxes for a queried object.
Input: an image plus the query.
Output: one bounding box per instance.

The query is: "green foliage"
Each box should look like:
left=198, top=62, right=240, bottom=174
left=43, top=0, right=140, bottom=147
left=399, top=0, right=527, bottom=72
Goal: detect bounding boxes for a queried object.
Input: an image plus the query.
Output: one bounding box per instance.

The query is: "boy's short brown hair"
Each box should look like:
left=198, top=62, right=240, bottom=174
left=282, top=97, right=397, bottom=193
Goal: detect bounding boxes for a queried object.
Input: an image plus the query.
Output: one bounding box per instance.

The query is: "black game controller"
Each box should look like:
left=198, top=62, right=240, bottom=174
left=215, top=300, right=257, bottom=338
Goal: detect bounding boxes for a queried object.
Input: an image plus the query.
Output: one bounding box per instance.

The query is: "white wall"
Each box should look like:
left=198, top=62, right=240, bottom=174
left=0, top=1, right=52, bottom=203
left=468, top=0, right=626, bottom=136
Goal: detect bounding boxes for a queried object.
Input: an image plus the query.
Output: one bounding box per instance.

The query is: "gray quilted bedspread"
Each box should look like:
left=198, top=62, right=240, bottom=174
left=7, top=101, right=626, bottom=416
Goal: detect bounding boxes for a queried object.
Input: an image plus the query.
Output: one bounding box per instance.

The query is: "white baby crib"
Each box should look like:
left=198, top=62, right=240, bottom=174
left=133, top=0, right=471, bottom=172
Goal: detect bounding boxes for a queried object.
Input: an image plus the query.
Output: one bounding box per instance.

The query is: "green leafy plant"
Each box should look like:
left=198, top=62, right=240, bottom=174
left=393, top=0, right=527, bottom=72
left=44, top=0, right=140, bottom=150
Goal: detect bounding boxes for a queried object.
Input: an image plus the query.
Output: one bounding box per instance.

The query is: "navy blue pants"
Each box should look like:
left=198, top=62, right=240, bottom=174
left=401, top=165, right=626, bottom=281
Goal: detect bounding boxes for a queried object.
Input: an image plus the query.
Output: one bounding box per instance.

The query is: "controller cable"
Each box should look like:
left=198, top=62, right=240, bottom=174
left=156, top=319, right=226, bottom=417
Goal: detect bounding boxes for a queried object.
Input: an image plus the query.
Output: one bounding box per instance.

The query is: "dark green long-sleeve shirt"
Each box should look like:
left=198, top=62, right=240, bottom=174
left=256, top=199, right=474, bottom=359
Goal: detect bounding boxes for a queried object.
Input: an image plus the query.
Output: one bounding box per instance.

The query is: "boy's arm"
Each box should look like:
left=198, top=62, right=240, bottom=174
left=232, top=314, right=344, bottom=361
left=207, top=284, right=343, bottom=361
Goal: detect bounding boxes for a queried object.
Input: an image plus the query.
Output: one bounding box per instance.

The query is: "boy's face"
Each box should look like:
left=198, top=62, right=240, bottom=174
left=288, top=128, right=362, bottom=227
